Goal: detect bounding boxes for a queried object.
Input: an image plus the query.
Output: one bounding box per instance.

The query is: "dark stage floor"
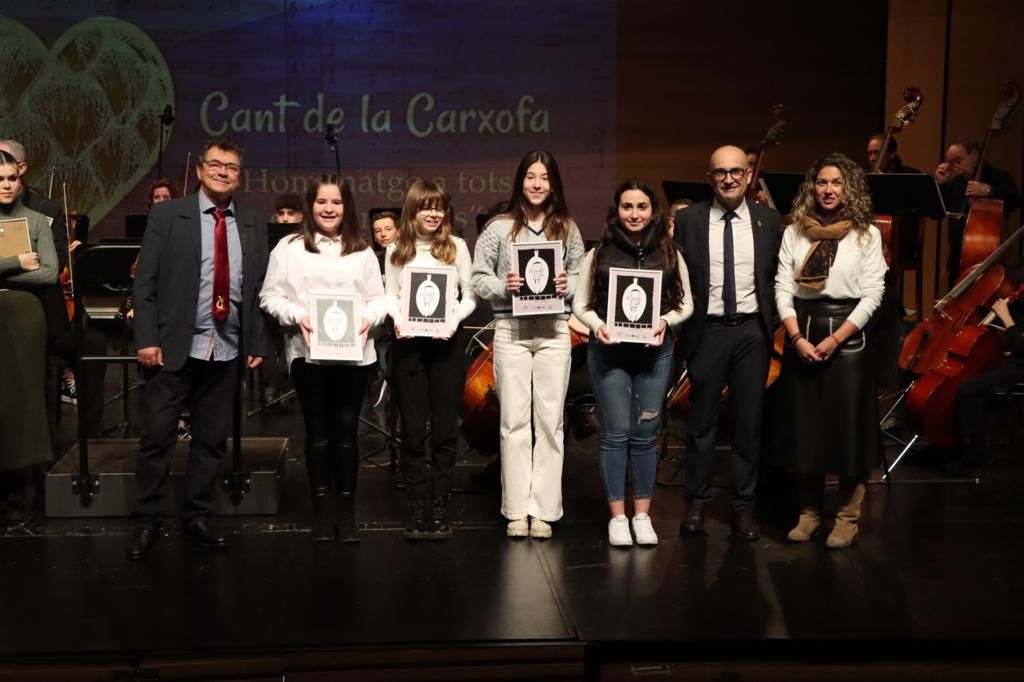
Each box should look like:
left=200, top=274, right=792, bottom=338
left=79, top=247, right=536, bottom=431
left=2, top=370, right=1024, bottom=680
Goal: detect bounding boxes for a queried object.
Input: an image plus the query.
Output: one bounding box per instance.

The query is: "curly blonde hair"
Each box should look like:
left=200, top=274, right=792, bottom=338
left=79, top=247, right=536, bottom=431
left=789, top=153, right=874, bottom=235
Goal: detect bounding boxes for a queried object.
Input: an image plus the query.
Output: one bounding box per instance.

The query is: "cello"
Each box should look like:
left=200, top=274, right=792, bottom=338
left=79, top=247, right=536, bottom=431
left=957, top=81, right=1021, bottom=275
left=904, top=281, right=1024, bottom=448
left=899, top=224, right=1024, bottom=375
left=668, top=105, right=787, bottom=415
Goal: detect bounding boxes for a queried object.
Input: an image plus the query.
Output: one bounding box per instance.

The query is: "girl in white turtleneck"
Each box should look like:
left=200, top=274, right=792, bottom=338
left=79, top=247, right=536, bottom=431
left=385, top=180, right=476, bottom=541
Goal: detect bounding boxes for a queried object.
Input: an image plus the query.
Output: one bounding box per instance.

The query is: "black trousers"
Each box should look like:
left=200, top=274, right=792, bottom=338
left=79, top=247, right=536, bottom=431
left=134, top=358, right=239, bottom=524
left=290, top=358, right=367, bottom=491
left=685, top=319, right=770, bottom=510
left=957, top=358, right=1024, bottom=445
left=391, top=336, right=464, bottom=499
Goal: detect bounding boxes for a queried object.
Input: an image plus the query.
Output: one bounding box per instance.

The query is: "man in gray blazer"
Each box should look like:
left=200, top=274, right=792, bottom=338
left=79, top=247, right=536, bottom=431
left=129, top=138, right=268, bottom=559
left=674, top=145, right=780, bottom=541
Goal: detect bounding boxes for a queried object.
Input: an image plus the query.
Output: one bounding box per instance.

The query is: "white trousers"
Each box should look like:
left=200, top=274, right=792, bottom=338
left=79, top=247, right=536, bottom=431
left=493, top=317, right=571, bottom=522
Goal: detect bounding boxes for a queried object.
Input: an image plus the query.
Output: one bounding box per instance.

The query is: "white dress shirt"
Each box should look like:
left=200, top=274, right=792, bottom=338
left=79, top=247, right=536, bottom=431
left=259, top=233, right=387, bottom=368
left=774, top=224, right=887, bottom=330
left=708, top=200, right=757, bottom=315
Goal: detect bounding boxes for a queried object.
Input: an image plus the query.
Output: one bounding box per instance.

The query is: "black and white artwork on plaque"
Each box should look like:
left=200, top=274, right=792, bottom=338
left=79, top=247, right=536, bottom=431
left=401, top=265, right=457, bottom=337
left=511, top=240, right=564, bottom=316
left=606, top=267, right=661, bottom=344
left=308, top=290, right=363, bottom=361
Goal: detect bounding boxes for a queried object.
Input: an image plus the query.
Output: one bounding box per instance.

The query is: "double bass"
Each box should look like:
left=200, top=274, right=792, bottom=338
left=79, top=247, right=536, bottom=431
left=957, top=81, right=1021, bottom=276
left=871, top=87, right=924, bottom=269
left=668, top=105, right=787, bottom=416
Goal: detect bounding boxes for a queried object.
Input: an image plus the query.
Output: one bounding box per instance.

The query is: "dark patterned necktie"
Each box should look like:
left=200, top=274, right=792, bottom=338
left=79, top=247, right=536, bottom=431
left=212, top=208, right=229, bottom=321
left=722, top=210, right=736, bottom=316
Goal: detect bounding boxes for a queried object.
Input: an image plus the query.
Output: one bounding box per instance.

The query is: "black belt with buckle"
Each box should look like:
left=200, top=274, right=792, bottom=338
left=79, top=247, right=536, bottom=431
left=706, top=313, right=758, bottom=326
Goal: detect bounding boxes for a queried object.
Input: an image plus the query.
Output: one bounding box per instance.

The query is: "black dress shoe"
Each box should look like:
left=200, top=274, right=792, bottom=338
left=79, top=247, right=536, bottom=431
left=732, top=509, right=760, bottom=541
left=127, top=525, right=161, bottom=560
left=680, top=501, right=707, bottom=534
left=183, top=519, right=228, bottom=548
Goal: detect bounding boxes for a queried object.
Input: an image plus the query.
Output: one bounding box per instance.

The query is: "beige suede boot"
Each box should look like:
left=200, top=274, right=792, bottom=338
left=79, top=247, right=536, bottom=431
left=826, top=482, right=865, bottom=549
left=787, top=507, right=822, bottom=542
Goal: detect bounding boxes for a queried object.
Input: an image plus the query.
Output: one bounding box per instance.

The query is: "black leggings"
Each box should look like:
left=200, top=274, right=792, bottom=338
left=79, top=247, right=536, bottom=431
left=291, top=358, right=367, bottom=459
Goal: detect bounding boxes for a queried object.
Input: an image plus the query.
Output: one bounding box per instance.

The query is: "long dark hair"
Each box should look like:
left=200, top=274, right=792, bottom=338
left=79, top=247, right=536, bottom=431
left=496, top=150, right=573, bottom=243
left=292, top=174, right=367, bottom=255
left=588, top=179, right=684, bottom=311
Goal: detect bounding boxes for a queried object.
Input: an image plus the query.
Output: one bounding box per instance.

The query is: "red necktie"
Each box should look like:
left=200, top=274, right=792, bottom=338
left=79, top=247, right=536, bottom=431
left=212, top=208, right=229, bottom=321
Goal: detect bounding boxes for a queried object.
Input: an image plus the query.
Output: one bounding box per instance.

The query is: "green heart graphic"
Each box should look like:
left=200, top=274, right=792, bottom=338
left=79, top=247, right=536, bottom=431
left=0, top=16, right=174, bottom=226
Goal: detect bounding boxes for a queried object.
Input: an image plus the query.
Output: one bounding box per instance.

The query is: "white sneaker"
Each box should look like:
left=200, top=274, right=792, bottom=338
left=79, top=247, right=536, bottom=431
left=506, top=518, right=529, bottom=538
left=631, top=513, right=659, bottom=546
left=529, top=518, right=552, bottom=539
left=608, top=515, right=633, bottom=546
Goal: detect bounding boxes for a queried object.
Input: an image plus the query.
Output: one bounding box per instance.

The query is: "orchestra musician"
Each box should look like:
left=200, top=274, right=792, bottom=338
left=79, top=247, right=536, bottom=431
left=385, top=181, right=476, bottom=540
left=573, top=179, right=693, bottom=547
left=674, top=145, right=781, bottom=541
left=0, top=149, right=58, bottom=516
left=934, top=137, right=1020, bottom=288
left=947, top=264, right=1024, bottom=476
left=261, top=174, right=385, bottom=543
left=866, top=134, right=919, bottom=174
left=129, top=139, right=268, bottom=559
left=774, top=153, right=886, bottom=548
left=471, top=150, right=585, bottom=540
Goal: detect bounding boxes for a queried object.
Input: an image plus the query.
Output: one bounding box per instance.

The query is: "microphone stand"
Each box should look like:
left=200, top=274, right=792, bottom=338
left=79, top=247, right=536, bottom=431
left=157, top=105, right=175, bottom=179
left=325, top=125, right=341, bottom=176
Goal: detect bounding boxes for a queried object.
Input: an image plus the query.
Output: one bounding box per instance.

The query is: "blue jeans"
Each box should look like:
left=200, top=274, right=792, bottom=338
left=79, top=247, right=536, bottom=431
left=587, top=335, right=673, bottom=502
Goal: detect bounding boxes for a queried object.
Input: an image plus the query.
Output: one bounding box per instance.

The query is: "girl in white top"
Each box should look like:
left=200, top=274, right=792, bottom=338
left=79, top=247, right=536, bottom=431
left=385, top=180, right=476, bottom=540
left=260, top=174, right=387, bottom=543
left=773, top=153, right=886, bottom=550
left=470, top=150, right=585, bottom=539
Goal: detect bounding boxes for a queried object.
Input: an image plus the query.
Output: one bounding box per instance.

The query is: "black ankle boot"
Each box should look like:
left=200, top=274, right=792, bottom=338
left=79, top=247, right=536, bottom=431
left=405, top=496, right=429, bottom=540
left=428, top=495, right=452, bottom=540
left=336, top=492, right=359, bottom=543
left=306, top=441, right=333, bottom=542
left=335, top=444, right=360, bottom=543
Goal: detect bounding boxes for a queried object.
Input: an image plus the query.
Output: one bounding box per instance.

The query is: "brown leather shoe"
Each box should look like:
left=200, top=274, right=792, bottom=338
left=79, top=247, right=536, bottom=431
left=732, top=509, right=760, bottom=541
left=680, top=501, right=707, bottom=534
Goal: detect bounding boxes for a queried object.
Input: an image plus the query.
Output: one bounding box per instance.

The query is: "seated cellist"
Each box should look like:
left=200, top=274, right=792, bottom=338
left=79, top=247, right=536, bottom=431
left=948, top=264, right=1024, bottom=475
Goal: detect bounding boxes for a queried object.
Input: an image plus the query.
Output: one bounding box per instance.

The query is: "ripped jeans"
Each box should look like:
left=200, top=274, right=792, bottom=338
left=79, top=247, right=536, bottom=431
left=587, top=334, right=673, bottom=502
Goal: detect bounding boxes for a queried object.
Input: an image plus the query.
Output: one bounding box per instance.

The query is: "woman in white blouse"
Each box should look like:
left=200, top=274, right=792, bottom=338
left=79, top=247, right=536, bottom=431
left=774, top=153, right=886, bottom=549
left=573, top=179, right=693, bottom=547
left=385, top=180, right=476, bottom=540
left=260, top=175, right=387, bottom=543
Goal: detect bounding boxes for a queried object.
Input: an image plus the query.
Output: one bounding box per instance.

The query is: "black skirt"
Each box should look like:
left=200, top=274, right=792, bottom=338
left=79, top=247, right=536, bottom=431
left=773, top=297, right=881, bottom=478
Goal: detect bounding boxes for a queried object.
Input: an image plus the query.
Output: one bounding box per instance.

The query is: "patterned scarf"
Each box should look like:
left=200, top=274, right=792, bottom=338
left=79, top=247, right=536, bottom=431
left=795, top=217, right=853, bottom=289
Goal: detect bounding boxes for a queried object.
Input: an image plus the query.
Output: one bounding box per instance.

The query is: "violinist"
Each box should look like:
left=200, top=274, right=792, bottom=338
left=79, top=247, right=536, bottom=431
left=948, top=264, right=1024, bottom=476
left=774, top=153, right=886, bottom=549
left=675, top=145, right=781, bottom=541
left=934, top=137, right=1020, bottom=287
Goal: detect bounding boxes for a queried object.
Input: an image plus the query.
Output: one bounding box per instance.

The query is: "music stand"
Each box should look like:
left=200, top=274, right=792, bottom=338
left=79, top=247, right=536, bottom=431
left=662, top=180, right=714, bottom=207
left=70, top=243, right=140, bottom=504
left=125, top=214, right=148, bottom=240
left=759, top=172, right=805, bottom=215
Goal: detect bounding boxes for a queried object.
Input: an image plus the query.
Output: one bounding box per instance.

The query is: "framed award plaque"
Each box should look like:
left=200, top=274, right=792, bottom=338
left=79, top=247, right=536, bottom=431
left=400, top=265, right=457, bottom=337
left=511, top=240, right=564, bottom=316
left=606, top=268, right=661, bottom=344
left=307, top=290, right=364, bottom=361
